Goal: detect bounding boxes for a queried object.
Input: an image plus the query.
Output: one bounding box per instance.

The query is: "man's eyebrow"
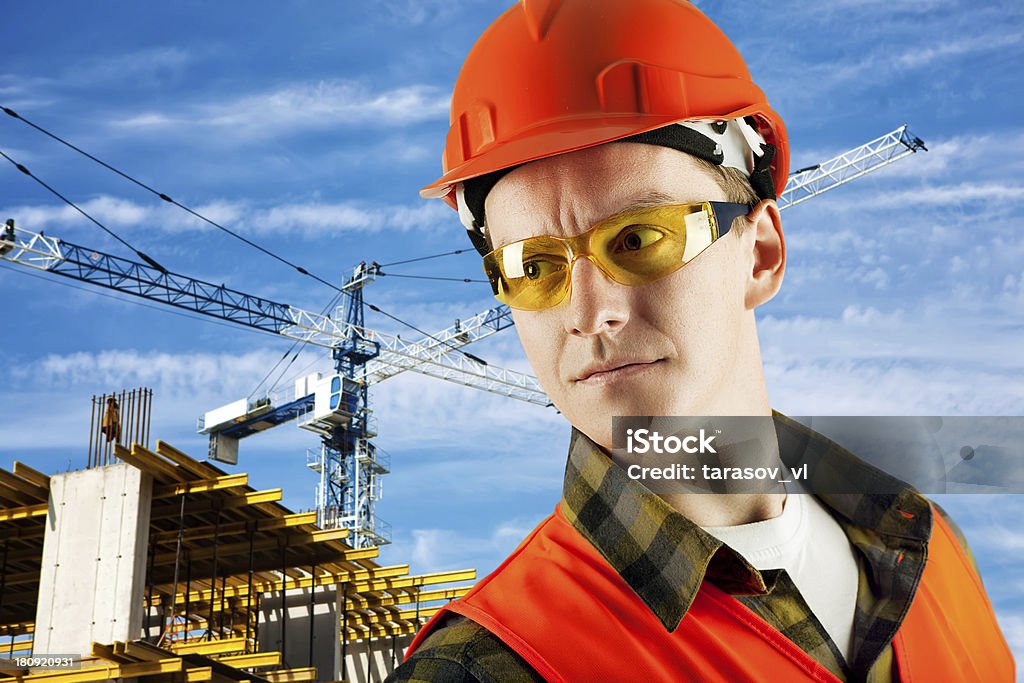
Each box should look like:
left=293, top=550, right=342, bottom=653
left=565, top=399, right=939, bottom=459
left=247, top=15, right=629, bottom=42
left=615, top=191, right=678, bottom=214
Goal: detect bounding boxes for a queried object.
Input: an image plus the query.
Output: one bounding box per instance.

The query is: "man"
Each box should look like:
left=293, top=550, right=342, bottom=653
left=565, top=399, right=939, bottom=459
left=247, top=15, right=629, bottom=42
left=388, top=1, right=1014, bottom=681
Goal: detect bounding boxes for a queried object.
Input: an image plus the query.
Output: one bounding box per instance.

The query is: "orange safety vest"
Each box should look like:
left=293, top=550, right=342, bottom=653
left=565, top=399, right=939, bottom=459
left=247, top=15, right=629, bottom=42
left=408, top=503, right=1014, bottom=682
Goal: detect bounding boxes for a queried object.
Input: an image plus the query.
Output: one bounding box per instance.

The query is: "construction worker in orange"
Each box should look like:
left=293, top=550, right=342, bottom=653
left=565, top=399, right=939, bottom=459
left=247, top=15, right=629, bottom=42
left=387, top=1, right=1015, bottom=681
left=100, top=396, right=122, bottom=444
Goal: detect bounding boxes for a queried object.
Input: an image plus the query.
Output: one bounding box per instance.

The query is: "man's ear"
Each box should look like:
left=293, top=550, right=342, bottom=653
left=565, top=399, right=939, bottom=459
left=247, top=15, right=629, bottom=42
left=742, top=199, right=785, bottom=310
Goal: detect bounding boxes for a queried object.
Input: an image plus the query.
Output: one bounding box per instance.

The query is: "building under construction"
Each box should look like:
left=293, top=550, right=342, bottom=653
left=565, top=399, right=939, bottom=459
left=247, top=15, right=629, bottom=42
left=0, top=114, right=928, bottom=681
left=0, top=397, right=473, bottom=683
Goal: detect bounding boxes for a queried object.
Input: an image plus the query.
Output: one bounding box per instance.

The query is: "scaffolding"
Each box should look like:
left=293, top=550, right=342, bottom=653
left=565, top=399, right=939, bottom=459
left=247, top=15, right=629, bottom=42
left=0, top=439, right=474, bottom=682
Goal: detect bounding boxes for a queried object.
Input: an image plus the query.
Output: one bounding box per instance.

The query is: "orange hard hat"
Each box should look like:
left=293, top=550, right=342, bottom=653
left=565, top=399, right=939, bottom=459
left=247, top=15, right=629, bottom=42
left=422, top=0, right=789, bottom=210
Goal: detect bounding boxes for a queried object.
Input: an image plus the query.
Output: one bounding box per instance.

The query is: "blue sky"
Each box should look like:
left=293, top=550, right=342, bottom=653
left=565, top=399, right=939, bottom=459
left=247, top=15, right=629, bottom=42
left=2, top=0, right=1022, bottom=658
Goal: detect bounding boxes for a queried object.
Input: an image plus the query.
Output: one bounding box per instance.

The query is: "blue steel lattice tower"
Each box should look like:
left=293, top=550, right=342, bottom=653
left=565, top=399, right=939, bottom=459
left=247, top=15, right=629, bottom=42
left=316, top=262, right=390, bottom=548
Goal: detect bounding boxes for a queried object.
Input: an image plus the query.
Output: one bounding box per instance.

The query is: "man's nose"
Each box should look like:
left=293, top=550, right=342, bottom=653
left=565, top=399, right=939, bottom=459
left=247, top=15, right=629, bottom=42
left=562, top=256, right=630, bottom=336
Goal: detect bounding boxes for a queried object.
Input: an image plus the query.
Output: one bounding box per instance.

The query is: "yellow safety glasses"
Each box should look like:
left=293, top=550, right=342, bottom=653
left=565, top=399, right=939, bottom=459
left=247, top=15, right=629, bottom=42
left=483, top=201, right=752, bottom=311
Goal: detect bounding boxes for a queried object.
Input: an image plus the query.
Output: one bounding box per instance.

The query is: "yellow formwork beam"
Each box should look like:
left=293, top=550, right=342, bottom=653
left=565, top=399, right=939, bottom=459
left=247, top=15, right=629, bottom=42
left=0, top=503, right=48, bottom=522
left=90, top=642, right=131, bottom=664
left=164, top=564, right=408, bottom=606
left=116, top=640, right=169, bottom=662
left=155, top=441, right=221, bottom=479
left=149, top=489, right=283, bottom=522
left=151, top=528, right=359, bottom=566
left=216, top=651, right=283, bottom=668
left=153, top=474, right=249, bottom=499
left=0, top=468, right=49, bottom=501
left=0, top=568, right=46, bottom=586
left=170, top=637, right=247, bottom=656
left=347, top=568, right=477, bottom=594
left=150, top=512, right=318, bottom=545
left=9, top=658, right=183, bottom=681
left=346, top=619, right=424, bottom=640
left=184, top=667, right=213, bottom=682
left=340, top=585, right=471, bottom=611
left=261, top=667, right=318, bottom=682
left=346, top=605, right=441, bottom=628
left=12, top=461, right=50, bottom=490
left=0, top=622, right=35, bottom=636
left=113, top=444, right=186, bottom=484
left=0, top=523, right=45, bottom=542
left=132, top=444, right=194, bottom=482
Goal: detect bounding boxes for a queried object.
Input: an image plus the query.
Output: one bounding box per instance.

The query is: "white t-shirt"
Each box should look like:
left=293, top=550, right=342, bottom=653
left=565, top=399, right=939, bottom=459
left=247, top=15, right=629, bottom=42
left=700, top=482, right=859, bottom=662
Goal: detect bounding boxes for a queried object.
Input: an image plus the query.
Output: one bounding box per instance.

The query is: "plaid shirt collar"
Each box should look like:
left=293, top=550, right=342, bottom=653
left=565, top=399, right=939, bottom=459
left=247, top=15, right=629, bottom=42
left=558, top=412, right=933, bottom=634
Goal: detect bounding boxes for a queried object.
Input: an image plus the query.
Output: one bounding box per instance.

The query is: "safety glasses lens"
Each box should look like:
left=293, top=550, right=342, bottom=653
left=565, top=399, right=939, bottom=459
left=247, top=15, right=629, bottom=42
left=484, top=237, right=570, bottom=310
left=483, top=203, right=721, bottom=311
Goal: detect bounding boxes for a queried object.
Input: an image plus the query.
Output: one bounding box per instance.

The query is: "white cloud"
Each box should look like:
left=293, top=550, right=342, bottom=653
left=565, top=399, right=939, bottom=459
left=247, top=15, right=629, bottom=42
left=401, top=518, right=541, bottom=574
left=791, top=130, right=1024, bottom=184
left=12, top=348, right=286, bottom=398
left=0, top=347, right=325, bottom=448
left=998, top=614, right=1024, bottom=667
left=893, top=32, right=1020, bottom=69
left=752, top=7, right=1023, bottom=113
left=828, top=181, right=1024, bottom=210
left=765, top=357, right=1024, bottom=415
left=1002, top=272, right=1024, bottom=305
left=758, top=296, right=1024, bottom=415
left=838, top=305, right=903, bottom=327
left=374, top=0, right=476, bottom=26
left=1, top=195, right=452, bottom=238
left=258, top=200, right=450, bottom=236
left=66, top=47, right=194, bottom=85
left=0, top=75, right=59, bottom=108
left=112, top=80, right=450, bottom=139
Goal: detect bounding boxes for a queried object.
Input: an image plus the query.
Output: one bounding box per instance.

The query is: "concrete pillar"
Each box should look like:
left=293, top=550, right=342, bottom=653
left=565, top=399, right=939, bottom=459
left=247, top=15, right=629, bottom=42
left=33, top=464, right=153, bottom=657
left=342, top=633, right=414, bottom=683
left=259, top=585, right=339, bottom=680
left=258, top=585, right=413, bottom=682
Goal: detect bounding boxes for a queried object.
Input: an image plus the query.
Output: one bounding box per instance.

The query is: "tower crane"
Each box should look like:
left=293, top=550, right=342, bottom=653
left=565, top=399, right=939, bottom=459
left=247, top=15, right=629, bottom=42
left=1, top=124, right=927, bottom=547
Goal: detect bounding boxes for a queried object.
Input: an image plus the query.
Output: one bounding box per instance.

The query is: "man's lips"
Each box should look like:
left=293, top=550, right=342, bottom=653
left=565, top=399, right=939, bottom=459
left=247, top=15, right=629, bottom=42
left=574, top=359, right=663, bottom=384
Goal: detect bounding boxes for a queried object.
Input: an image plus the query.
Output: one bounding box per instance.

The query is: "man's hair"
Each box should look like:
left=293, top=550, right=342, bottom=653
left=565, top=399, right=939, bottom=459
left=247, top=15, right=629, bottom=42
left=690, top=158, right=760, bottom=235
left=479, top=156, right=760, bottom=252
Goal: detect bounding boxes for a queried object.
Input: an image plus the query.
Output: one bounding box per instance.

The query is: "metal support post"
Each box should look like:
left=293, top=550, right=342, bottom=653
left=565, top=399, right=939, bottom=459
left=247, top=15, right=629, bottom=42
left=341, top=582, right=349, bottom=682
left=308, top=559, right=316, bottom=667
left=207, top=504, right=222, bottom=640
left=219, top=575, right=226, bottom=635
left=280, top=541, right=288, bottom=666
left=145, top=537, right=155, bottom=640
left=0, top=542, right=7, bottom=620
left=184, top=551, right=192, bottom=639
left=246, top=525, right=255, bottom=651
left=160, top=493, right=187, bottom=644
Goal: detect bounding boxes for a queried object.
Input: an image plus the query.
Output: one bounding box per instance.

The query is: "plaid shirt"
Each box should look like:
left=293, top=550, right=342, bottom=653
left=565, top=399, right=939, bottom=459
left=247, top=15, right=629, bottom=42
left=388, top=413, right=978, bottom=683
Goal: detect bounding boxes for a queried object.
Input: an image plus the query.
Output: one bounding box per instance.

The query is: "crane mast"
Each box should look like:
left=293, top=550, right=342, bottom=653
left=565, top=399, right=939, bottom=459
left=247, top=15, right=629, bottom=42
left=1, top=125, right=926, bottom=547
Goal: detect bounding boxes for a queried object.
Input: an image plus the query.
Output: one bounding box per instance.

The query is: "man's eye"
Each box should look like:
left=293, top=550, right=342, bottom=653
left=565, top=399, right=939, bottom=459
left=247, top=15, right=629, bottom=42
left=524, top=260, right=553, bottom=280
left=616, top=225, right=664, bottom=252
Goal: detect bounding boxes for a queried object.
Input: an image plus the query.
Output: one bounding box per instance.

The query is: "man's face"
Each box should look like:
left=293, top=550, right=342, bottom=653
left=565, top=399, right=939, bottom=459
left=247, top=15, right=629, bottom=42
left=485, top=143, right=770, bottom=449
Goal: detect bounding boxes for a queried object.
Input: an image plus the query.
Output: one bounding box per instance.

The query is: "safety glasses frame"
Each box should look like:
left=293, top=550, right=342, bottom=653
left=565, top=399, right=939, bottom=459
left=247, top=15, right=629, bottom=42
left=483, top=201, right=753, bottom=311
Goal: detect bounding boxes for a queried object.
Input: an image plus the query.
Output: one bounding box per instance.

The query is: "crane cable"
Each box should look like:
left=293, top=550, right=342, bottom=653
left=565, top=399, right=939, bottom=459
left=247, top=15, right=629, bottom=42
left=0, top=147, right=168, bottom=272
left=248, top=289, right=344, bottom=400
left=378, top=248, right=468, bottom=267
left=377, top=272, right=487, bottom=283
left=2, top=104, right=347, bottom=296
left=2, top=106, right=491, bottom=367
left=366, top=303, right=488, bottom=366
left=0, top=143, right=489, bottom=370
left=0, top=260, right=304, bottom=342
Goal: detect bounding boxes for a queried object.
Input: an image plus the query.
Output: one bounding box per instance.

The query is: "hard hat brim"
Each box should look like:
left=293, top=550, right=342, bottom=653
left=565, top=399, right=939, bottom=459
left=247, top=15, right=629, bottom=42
left=422, top=105, right=788, bottom=207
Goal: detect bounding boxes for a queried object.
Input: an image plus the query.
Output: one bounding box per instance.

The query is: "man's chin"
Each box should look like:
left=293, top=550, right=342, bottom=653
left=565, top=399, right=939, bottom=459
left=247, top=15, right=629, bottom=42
left=569, top=397, right=686, bottom=436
